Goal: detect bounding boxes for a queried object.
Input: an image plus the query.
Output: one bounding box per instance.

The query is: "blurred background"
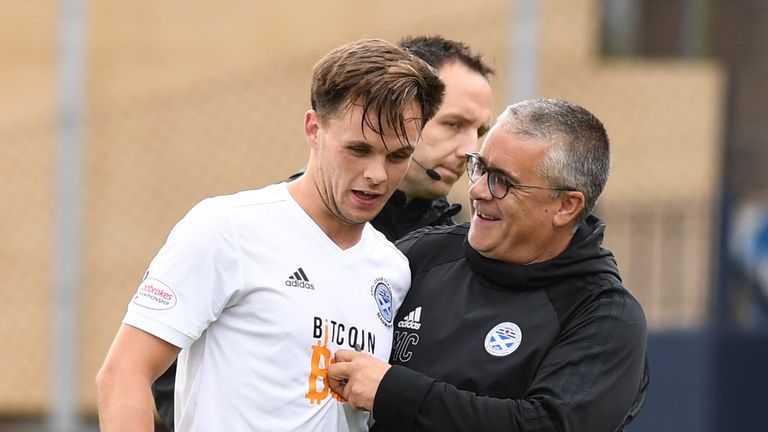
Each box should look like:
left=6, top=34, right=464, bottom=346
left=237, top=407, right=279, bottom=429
left=1, top=0, right=767, bottom=430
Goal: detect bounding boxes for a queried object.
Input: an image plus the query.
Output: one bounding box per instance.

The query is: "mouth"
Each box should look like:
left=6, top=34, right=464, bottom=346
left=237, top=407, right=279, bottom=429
left=437, top=166, right=460, bottom=181
left=474, top=208, right=500, bottom=221
left=352, top=189, right=383, bottom=204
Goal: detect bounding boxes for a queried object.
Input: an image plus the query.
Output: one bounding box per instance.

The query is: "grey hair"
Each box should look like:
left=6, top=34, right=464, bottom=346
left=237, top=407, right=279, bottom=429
left=496, top=99, right=610, bottom=224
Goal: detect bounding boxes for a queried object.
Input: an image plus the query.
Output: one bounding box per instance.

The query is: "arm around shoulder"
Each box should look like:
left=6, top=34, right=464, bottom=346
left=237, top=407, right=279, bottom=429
left=96, top=324, right=181, bottom=432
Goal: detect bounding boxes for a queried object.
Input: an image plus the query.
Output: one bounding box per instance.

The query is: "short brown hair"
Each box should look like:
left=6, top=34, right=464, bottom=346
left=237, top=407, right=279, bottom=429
left=310, top=38, right=445, bottom=149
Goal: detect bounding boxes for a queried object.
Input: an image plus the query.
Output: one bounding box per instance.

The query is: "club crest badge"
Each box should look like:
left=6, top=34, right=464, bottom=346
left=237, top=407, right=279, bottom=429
left=484, top=322, right=522, bottom=357
left=371, top=278, right=394, bottom=327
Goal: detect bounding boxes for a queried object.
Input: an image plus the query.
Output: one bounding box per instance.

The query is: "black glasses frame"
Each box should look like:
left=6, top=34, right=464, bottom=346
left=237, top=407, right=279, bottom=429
left=465, top=152, right=578, bottom=199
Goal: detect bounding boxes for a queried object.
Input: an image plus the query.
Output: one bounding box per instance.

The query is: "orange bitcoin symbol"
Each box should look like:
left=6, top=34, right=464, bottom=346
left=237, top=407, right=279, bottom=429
left=305, top=322, right=332, bottom=404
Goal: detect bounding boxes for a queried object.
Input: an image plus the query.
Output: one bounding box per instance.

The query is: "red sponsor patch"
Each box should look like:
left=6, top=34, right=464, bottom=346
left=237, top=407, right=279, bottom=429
left=132, top=277, right=178, bottom=310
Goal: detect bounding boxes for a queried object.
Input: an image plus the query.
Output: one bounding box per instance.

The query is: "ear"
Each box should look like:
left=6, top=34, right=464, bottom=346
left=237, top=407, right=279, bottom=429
left=304, top=110, right=321, bottom=149
left=552, top=191, right=586, bottom=228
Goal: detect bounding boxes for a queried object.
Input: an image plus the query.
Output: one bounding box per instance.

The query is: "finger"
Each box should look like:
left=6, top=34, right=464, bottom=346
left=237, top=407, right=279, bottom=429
left=333, top=349, right=362, bottom=362
left=327, top=360, right=351, bottom=380
left=327, top=370, right=345, bottom=386
left=328, top=376, right=346, bottom=394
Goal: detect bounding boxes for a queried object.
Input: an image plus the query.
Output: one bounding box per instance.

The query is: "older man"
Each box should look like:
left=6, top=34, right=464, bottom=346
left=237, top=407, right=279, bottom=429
left=329, top=99, right=649, bottom=432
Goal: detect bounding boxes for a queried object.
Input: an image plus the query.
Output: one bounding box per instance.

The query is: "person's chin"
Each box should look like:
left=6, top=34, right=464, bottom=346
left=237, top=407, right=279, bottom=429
left=467, top=228, right=488, bottom=250
left=348, top=205, right=384, bottom=224
left=425, top=184, right=451, bottom=200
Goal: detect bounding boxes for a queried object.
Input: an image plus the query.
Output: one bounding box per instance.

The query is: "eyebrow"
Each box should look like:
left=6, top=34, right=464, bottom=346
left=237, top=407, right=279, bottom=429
left=347, top=140, right=373, bottom=149
left=477, top=154, right=519, bottom=183
left=443, top=112, right=491, bottom=136
left=346, top=140, right=415, bottom=157
left=442, top=112, right=478, bottom=126
left=390, top=146, right=415, bottom=157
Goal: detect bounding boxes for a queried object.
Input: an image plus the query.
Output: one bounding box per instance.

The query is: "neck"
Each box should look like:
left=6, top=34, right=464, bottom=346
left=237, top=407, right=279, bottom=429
left=523, top=229, right=576, bottom=264
left=497, top=229, right=574, bottom=265
left=286, top=176, right=364, bottom=250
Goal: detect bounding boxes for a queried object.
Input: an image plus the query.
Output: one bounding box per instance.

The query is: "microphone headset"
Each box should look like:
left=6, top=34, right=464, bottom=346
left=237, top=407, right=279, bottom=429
left=411, top=158, right=442, bottom=181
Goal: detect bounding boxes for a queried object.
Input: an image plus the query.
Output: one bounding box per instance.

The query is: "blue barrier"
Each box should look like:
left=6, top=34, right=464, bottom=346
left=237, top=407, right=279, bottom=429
left=628, top=328, right=768, bottom=432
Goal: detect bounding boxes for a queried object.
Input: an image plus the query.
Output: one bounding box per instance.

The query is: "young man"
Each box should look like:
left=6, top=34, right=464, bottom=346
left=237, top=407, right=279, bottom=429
left=149, top=35, right=495, bottom=431
left=328, top=99, right=650, bottom=432
left=95, top=38, right=444, bottom=432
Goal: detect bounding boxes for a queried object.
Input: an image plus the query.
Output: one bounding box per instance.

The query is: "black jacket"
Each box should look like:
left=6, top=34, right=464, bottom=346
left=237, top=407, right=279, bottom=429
left=372, top=217, right=649, bottom=432
left=371, top=190, right=461, bottom=241
left=151, top=182, right=461, bottom=430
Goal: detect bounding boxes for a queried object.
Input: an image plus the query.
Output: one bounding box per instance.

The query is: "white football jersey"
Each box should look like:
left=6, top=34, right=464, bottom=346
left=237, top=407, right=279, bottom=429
left=123, top=182, right=410, bottom=431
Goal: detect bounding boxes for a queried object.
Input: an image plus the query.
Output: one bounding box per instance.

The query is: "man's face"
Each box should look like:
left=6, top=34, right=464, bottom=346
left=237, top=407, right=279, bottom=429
left=305, top=103, right=421, bottom=225
left=467, top=127, right=564, bottom=264
left=400, top=61, right=493, bottom=200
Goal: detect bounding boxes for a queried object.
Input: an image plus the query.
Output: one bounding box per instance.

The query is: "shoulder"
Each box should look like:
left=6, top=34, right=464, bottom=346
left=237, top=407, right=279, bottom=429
left=195, top=184, right=295, bottom=226
left=588, top=274, right=645, bottom=320
left=549, top=273, right=646, bottom=330
left=171, top=184, right=289, bottom=242
left=396, top=223, right=467, bottom=251
left=396, top=224, right=468, bottom=271
left=366, top=224, right=410, bottom=265
left=218, top=183, right=290, bottom=209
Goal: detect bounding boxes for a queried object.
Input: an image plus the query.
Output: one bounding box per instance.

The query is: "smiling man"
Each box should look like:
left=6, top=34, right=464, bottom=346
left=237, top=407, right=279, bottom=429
left=328, top=99, right=650, bottom=432
left=95, top=38, right=444, bottom=432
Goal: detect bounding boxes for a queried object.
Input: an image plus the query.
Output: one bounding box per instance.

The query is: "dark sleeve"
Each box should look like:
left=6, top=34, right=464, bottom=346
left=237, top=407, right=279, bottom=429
left=373, top=290, right=648, bottom=432
left=152, top=361, right=177, bottom=431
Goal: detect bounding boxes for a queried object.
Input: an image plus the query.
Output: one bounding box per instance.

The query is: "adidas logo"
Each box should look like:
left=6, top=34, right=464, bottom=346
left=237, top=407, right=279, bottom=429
left=397, top=306, right=422, bottom=330
left=285, top=267, right=315, bottom=290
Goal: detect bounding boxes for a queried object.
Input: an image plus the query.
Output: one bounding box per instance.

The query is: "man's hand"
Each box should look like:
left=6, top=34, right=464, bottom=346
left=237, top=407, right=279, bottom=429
left=328, top=349, right=391, bottom=411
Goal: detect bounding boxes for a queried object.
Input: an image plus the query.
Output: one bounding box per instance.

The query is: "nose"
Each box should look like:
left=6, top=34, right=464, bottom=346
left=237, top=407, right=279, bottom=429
left=468, top=172, right=492, bottom=200
left=364, top=157, right=387, bottom=185
left=455, top=129, right=482, bottom=159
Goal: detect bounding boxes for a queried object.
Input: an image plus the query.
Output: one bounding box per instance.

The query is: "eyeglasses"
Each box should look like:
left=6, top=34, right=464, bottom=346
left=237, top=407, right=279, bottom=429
left=465, top=152, right=578, bottom=199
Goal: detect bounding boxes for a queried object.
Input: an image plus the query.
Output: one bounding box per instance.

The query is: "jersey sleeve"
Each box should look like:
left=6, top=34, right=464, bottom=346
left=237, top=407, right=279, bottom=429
left=372, top=290, right=648, bottom=432
left=123, top=197, right=243, bottom=349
